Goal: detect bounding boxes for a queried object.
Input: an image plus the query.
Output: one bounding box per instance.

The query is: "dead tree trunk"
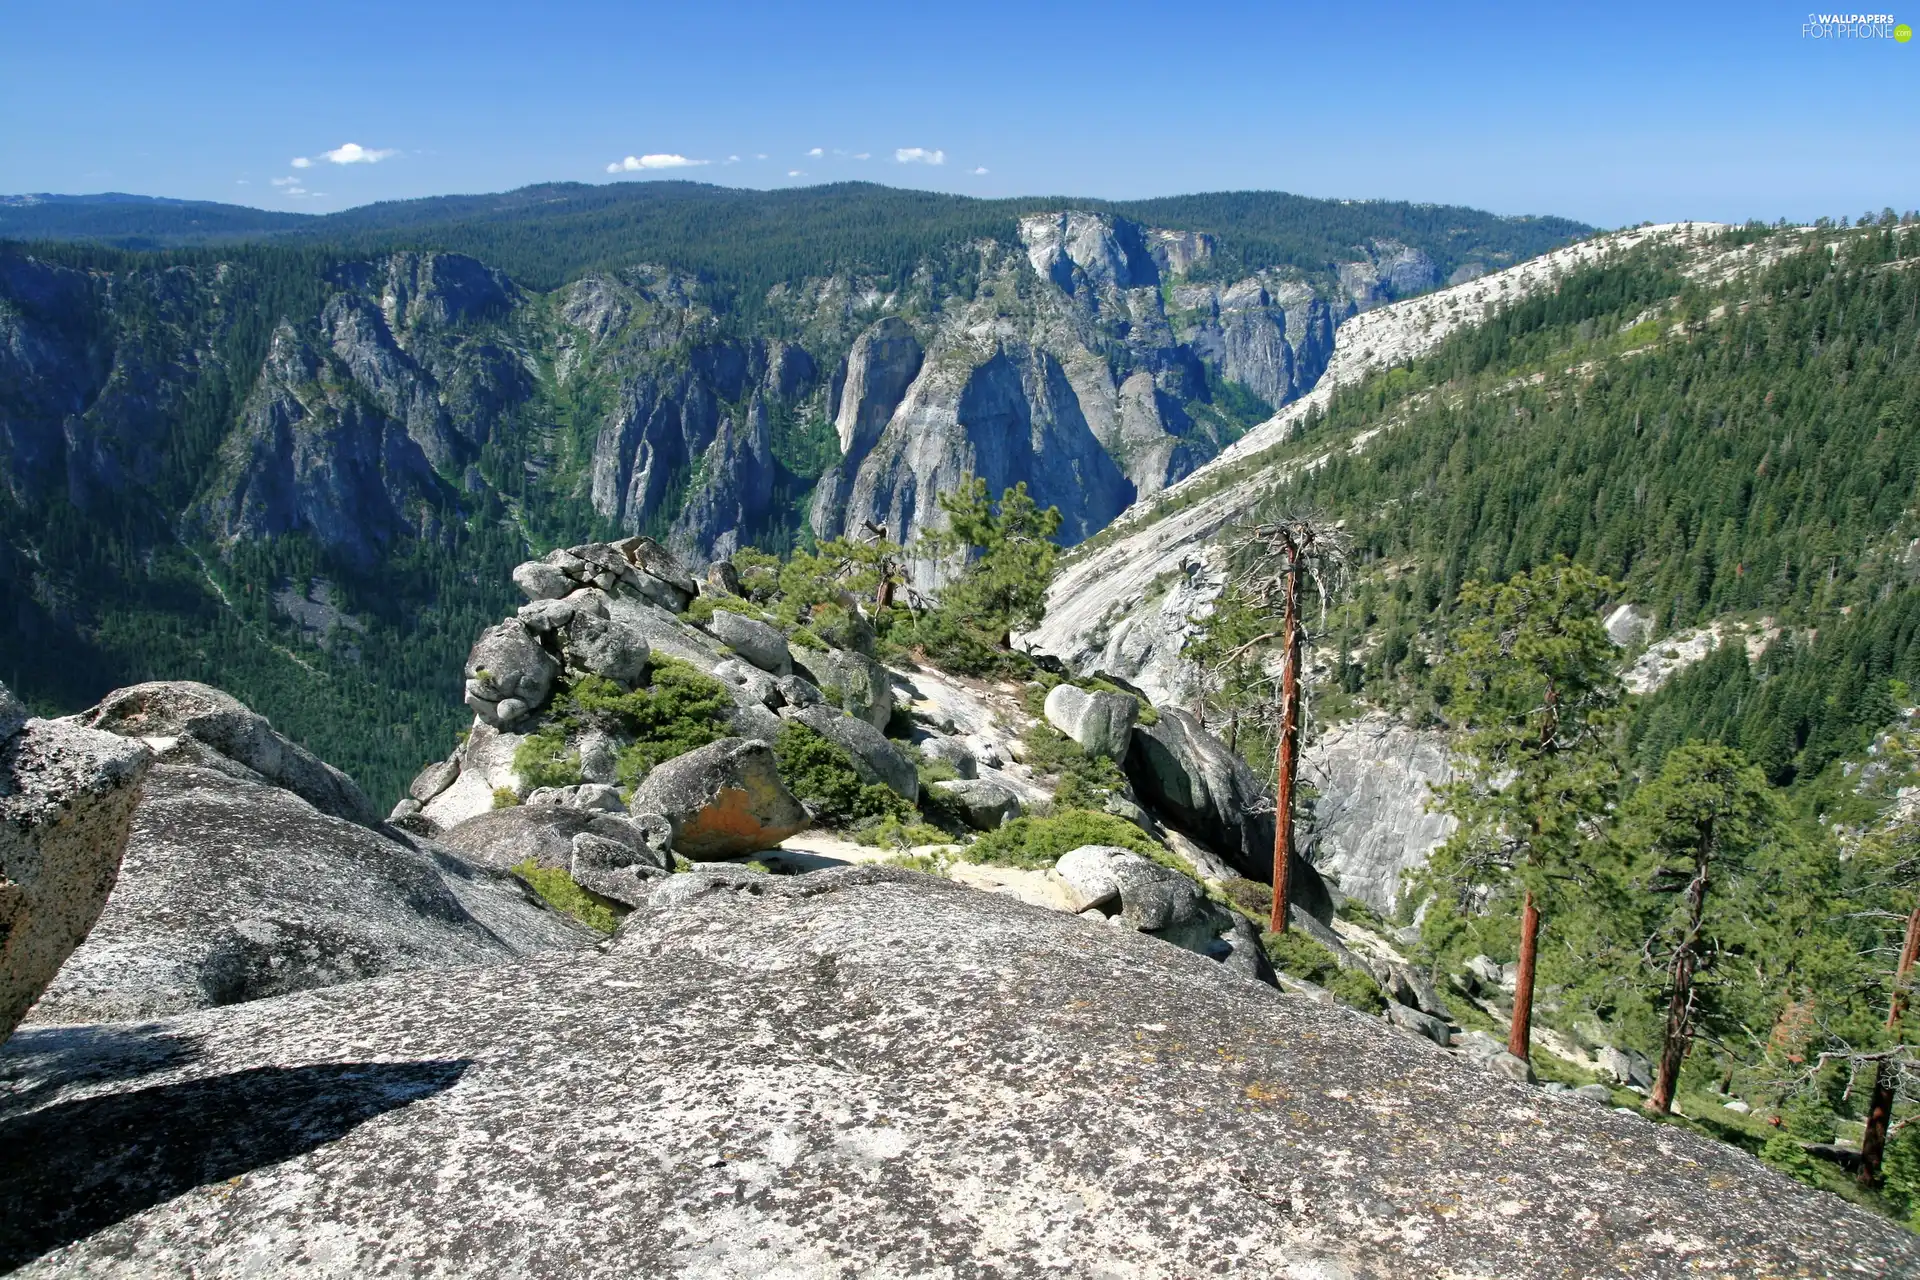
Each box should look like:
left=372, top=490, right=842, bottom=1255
left=1648, top=842, right=1713, bottom=1114
left=1860, top=900, right=1920, bottom=1186
left=1269, top=543, right=1303, bottom=936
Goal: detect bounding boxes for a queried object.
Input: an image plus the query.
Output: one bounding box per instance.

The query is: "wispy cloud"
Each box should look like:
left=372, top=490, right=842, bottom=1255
left=270, top=176, right=299, bottom=187
left=270, top=175, right=323, bottom=198
left=853, top=152, right=871, bottom=160
left=895, top=147, right=945, bottom=165
left=788, top=169, right=805, bottom=177
left=606, top=153, right=708, bottom=172
left=807, top=147, right=823, bottom=157
left=290, top=157, right=312, bottom=169
left=725, top=155, right=741, bottom=164
left=971, top=166, right=989, bottom=175
left=755, top=153, right=768, bottom=160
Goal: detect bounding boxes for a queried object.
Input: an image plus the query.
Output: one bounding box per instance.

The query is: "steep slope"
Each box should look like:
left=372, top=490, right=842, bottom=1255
left=1026, top=222, right=1727, bottom=703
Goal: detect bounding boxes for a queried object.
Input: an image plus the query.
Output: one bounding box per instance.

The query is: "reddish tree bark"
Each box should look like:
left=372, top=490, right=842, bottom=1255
left=1860, top=900, right=1920, bottom=1186
left=1508, top=891, right=1540, bottom=1062
left=1269, top=543, right=1302, bottom=936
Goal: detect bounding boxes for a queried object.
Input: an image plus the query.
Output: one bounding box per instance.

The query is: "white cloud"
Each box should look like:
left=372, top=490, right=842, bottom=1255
left=853, top=152, right=870, bottom=160
left=894, top=147, right=945, bottom=165
left=725, top=154, right=740, bottom=164
left=235, top=178, right=250, bottom=185
left=321, top=142, right=398, bottom=165
left=807, top=147, right=823, bottom=157
left=971, top=166, right=989, bottom=175
left=290, top=156, right=312, bottom=169
left=270, top=176, right=298, bottom=187
left=606, top=153, right=708, bottom=172
left=788, top=169, right=805, bottom=177
left=755, top=153, right=768, bottom=160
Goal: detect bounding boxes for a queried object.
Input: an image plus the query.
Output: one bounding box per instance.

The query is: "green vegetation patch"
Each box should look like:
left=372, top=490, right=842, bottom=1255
left=771, top=720, right=915, bottom=828
left=1261, top=929, right=1387, bottom=1013
left=511, top=858, right=624, bottom=934
left=512, top=659, right=734, bottom=792
left=964, top=807, right=1164, bottom=870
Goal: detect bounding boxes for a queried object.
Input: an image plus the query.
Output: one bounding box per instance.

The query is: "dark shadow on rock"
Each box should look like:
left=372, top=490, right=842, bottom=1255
left=0, top=1058, right=469, bottom=1270
left=0, top=1024, right=203, bottom=1116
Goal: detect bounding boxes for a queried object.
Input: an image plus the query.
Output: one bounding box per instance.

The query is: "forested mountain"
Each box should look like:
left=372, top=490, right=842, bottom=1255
left=0, top=185, right=1584, bottom=804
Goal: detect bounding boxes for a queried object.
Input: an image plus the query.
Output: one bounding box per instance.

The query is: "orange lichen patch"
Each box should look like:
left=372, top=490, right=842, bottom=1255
left=679, top=785, right=802, bottom=855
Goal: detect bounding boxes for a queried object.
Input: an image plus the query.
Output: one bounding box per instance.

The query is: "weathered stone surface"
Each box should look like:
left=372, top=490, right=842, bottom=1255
left=628, top=737, right=807, bottom=859
left=75, top=681, right=379, bottom=828
left=435, top=805, right=645, bottom=872
left=706, top=560, right=742, bottom=596
left=706, top=609, right=792, bottom=676
left=1125, top=707, right=1332, bottom=920
left=930, top=777, right=1020, bottom=830
left=511, top=558, right=573, bottom=601
left=788, top=705, right=918, bottom=802
left=712, top=658, right=781, bottom=709
left=915, top=732, right=976, bottom=779
left=25, top=764, right=588, bottom=1026
left=1051, top=844, right=1234, bottom=956
left=0, top=682, right=26, bottom=744
left=834, top=316, right=923, bottom=456
left=418, top=721, right=524, bottom=831
left=568, top=830, right=670, bottom=908
left=525, top=783, right=625, bottom=814
left=0, top=720, right=152, bottom=1041
left=407, top=759, right=460, bottom=805
left=1386, top=1001, right=1451, bottom=1047
left=564, top=613, right=650, bottom=687
left=774, top=674, right=824, bottom=711
left=1042, top=683, right=1137, bottom=759
left=463, top=621, right=560, bottom=727
left=1599, top=1045, right=1655, bottom=1090
left=5, top=864, right=1903, bottom=1278
left=1301, top=713, right=1454, bottom=917
left=798, top=646, right=893, bottom=731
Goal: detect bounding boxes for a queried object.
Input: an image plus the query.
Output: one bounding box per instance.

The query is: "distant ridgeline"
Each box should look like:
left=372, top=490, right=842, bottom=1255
left=0, top=182, right=1587, bottom=802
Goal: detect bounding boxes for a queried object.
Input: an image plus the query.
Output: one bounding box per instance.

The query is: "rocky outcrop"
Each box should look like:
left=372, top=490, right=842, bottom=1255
left=5, top=864, right=1906, bottom=1277
left=433, top=805, right=650, bottom=872
left=930, top=777, right=1020, bottom=830
left=1302, top=714, right=1455, bottom=917
left=833, top=316, right=922, bottom=455
left=796, top=645, right=892, bottom=731
left=1042, top=683, right=1136, bottom=759
left=72, top=680, right=379, bottom=828
left=706, top=608, right=791, bottom=676
left=0, top=703, right=152, bottom=1041
left=462, top=620, right=560, bottom=728
left=628, top=737, right=807, bottom=859
left=1053, top=844, right=1237, bottom=956
left=1125, top=707, right=1332, bottom=920
left=23, top=760, right=589, bottom=1026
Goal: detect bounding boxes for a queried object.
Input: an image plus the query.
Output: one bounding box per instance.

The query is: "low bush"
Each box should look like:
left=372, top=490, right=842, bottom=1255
left=1021, top=723, right=1129, bottom=809
left=852, top=818, right=956, bottom=850
left=492, top=787, right=521, bottom=809
left=772, top=720, right=915, bottom=828
left=1262, top=928, right=1387, bottom=1013
left=512, top=660, right=735, bottom=791
left=965, top=807, right=1163, bottom=869
left=511, top=859, right=623, bottom=934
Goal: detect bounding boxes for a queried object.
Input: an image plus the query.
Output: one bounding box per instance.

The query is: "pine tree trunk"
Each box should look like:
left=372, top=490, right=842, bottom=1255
left=1860, top=900, right=1920, bottom=1186
left=1269, top=549, right=1302, bottom=936
left=1508, top=890, right=1540, bottom=1061
left=1649, top=852, right=1712, bottom=1114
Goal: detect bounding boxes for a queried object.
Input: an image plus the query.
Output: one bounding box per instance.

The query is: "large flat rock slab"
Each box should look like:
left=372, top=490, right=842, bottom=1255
left=1, top=866, right=1910, bottom=1277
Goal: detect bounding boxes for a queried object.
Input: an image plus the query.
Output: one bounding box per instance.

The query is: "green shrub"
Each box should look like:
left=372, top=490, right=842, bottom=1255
left=492, top=787, right=521, bottom=809
left=1882, top=1124, right=1920, bottom=1224
left=512, top=725, right=584, bottom=790
left=886, top=702, right=918, bottom=739
left=1261, top=928, right=1387, bottom=1013
left=1021, top=723, right=1129, bottom=809
left=575, top=661, right=734, bottom=785
left=1760, top=1131, right=1823, bottom=1187
left=965, top=807, right=1163, bottom=869
left=789, top=626, right=827, bottom=651
left=853, top=818, right=955, bottom=849
left=512, top=859, right=622, bottom=933
left=772, top=720, right=914, bottom=828
left=897, top=607, right=1031, bottom=678
left=1222, top=877, right=1272, bottom=919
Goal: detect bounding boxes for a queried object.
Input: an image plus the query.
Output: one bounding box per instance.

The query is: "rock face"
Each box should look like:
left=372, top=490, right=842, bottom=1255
left=1125, top=707, right=1332, bottom=921
left=706, top=609, right=791, bottom=676
left=833, top=316, right=922, bottom=455
left=1301, top=714, right=1455, bottom=916
left=930, top=777, right=1020, bottom=830
left=628, top=737, right=808, bottom=859
left=1041, top=683, right=1137, bottom=759
left=463, top=621, right=560, bottom=727
left=433, top=805, right=648, bottom=872
left=797, top=646, right=893, bottom=731
left=24, top=761, right=589, bottom=1026
left=73, top=681, right=379, bottom=828
left=1053, top=844, right=1236, bottom=956
left=4, top=864, right=1909, bottom=1278
left=0, top=710, right=153, bottom=1041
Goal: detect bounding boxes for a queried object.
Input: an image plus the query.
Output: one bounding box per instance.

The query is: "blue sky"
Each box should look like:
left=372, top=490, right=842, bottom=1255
left=4, top=0, right=1915, bottom=227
